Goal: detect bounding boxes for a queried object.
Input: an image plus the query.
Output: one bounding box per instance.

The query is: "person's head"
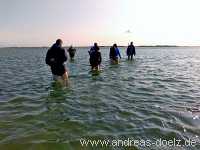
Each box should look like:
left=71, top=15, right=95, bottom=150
left=113, top=44, right=117, bottom=48
left=56, top=39, right=63, bottom=47
left=130, top=42, right=133, bottom=45
left=94, top=43, right=98, bottom=47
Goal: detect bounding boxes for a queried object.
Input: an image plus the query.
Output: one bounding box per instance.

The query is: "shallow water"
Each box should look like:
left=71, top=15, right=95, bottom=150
left=0, top=47, right=200, bottom=150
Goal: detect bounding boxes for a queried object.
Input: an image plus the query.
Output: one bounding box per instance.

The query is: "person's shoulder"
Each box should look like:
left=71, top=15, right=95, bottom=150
left=48, top=44, right=55, bottom=50
left=52, top=43, right=57, bottom=48
left=47, top=47, right=52, bottom=51
left=59, top=48, right=66, bottom=53
left=60, top=47, right=66, bottom=51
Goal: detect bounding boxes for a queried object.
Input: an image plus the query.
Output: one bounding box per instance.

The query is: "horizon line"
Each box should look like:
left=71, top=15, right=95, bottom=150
left=1, top=45, right=200, bottom=48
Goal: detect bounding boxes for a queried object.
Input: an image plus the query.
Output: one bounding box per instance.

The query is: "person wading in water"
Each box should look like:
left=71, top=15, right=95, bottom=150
left=109, top=43, right=121, bottom=64
left=45, top=39, right=69, bottom=86
left=88, top=43, right=102, bottom=71
left=67, top=45, right=76, bottom=60
left=127, top=42, right=136, bottom=60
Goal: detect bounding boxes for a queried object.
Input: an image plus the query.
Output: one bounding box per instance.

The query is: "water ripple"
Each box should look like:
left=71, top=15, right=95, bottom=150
left=0, top=47, right=200, bottom=149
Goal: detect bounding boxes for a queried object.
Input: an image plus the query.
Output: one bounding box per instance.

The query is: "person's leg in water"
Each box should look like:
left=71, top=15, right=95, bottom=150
left=51, top=65, right=69, bottom=86
left=115, top=57, right=119, bottom=64
left=52, top=75, right=64, bottom=87
left=62, top=71, right=69, bottom=86
left=131, top=54, right=133, bottom=60
left=128, top=55, right=130, bottom=60
left=96, top=65, right=100, bottom=71
left=91, top=65, right=95, bottom=71
left=69, top=52, right=75, bottom=60
left=110, top=58, right=115, bottom=64
left=55, top=69, right=69, bottom=86
left=92, top=65, right=99, bottom=71
left=111, top=57, right=118, bottom=64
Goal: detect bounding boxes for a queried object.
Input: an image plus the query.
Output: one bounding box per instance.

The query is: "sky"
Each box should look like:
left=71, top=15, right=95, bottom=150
left=0, top=0, right=200, bottom=47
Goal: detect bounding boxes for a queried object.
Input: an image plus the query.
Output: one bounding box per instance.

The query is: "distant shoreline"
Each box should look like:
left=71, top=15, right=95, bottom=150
left=0, top=45, right=200, bottom=49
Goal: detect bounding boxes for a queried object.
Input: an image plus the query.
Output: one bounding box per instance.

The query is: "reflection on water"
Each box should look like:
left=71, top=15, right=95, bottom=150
left=0, top=47, right=200, bottom=149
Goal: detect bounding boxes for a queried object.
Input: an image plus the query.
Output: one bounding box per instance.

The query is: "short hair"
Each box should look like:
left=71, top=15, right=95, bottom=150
left=56, top=39, right=63, bottom=45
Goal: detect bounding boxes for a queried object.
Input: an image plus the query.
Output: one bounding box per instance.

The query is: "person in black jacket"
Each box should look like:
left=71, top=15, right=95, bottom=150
left=67, top=45, right=76, bottom=60
left=45, top=39, right=68, bottom=84
left=127, top=42, right=136, bottom=60
left=89, top=43, right=102, bottom=71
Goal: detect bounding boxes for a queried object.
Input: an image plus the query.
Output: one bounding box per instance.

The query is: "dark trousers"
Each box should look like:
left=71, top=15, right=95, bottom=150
left=128, top=55, right=134, bottom=60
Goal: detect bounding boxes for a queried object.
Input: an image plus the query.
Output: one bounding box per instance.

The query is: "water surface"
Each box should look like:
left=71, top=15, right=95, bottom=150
left=0, top=47, right=200, bottom=150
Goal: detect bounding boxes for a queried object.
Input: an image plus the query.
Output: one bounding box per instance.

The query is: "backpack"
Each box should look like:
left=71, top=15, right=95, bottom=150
left=110, top=47, right=116, bottom=58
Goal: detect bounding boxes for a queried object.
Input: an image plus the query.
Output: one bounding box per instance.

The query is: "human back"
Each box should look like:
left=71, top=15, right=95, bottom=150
left=89, top=43, right=102, bottom=70
left=109, top=46, right=117, bottom=60
left=90, top=50, right=101, bottom=64
left=68, top=46, right=76, bottom=60
left=109, top=44, right=121, bottom=63
left=46, top=44, right=67, bottom=66
left=127, top=42, right=136, bottom=60
left=45, top=39, right=68, bottom=85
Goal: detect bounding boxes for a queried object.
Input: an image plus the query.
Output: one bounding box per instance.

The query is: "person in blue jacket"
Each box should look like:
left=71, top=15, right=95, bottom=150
left=109, top=44, right=121, bottom=63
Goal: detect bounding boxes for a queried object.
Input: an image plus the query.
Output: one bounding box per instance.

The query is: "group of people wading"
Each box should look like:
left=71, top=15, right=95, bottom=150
left=45, top=39, right=136, bottom=85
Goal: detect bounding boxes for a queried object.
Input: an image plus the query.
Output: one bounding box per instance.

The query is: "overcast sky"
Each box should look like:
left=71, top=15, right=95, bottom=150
left=0, top=0, right=200, bottom=46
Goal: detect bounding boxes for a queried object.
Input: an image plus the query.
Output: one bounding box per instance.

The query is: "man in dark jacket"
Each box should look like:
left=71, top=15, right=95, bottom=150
left=45, top=39, right=68, bottom=82
left=89, top=43, right=102, bottom=71
left=127, top=42, right=136, bottom=60
left=67, top=45, right=76, bottom=60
